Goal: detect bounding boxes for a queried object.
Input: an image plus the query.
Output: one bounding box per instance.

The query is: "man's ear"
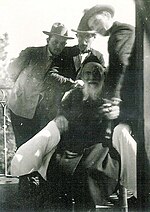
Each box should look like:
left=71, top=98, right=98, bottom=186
left=47, top=35, right=52, bottom=43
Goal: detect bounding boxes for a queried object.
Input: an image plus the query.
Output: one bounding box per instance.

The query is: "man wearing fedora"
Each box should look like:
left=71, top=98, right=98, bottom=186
left=7, top=22, right=81, bottom=208
left=77, top=4, right=136, bottom=121
left=60, top=26, right=105, bottom=79
left=8, top=22, right=76, bottom=148
left=35, top=22, right=106, bottom=132
left=77, top=5, right=136, bottom=137
left=11, top=59, right=136, bottom=210
left=71, top=4, right=137, bottom=203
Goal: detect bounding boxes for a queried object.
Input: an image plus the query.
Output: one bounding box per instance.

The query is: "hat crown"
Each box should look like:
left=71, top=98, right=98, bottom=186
left=50, top=22, right=68, bottom=36
left=76, top=4, right=115, bottom=32
left=43, top=22, right=74, bottom=39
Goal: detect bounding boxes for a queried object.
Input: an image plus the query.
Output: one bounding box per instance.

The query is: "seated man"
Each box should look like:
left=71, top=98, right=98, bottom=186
left=11, top=60, right=136, bottom=210
left=46, top=60, right=136, bottom=210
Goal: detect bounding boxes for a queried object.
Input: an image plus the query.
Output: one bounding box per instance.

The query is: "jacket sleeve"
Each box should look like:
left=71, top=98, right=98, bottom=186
left=106, top=27, right=135, bottom=98
left=58, top=88, right=83, bottom=122
left=42, top=69, right=75, bottom=93
left=92, top=49, right=105, bottom=67
left=7, top=48, right=31, bottom=82
left=111, top=29, right=135, bottom=66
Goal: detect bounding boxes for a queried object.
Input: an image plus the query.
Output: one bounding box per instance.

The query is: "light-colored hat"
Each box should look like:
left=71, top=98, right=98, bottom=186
left=43, top=22, right=74, bottom=39
left=76, top=4, right=115, bottom=31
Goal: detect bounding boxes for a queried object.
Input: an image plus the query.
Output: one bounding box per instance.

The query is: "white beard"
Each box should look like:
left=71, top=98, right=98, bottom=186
left=82, top=83, right=103, bottom=101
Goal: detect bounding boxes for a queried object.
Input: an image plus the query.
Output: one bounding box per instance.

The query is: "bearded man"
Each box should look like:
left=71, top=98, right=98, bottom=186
left=11, top=60, right=136, bottom=210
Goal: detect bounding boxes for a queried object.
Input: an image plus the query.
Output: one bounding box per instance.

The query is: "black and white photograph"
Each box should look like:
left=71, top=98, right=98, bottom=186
left=0, top=0, right=149, bottom=211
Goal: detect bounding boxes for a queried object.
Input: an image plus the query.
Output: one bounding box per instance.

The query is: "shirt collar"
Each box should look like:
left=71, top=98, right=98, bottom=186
left=80, top=49, right=91, bottom=55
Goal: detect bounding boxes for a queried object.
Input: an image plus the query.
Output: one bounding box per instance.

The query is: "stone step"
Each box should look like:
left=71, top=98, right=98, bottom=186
left=0, top=176, right=20, bottom=211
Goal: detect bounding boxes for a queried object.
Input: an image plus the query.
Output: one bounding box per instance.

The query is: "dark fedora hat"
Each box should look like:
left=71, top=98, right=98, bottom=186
left=76, top=4, right=115, bottom=32
left=43, top=22, right=74, bottom=39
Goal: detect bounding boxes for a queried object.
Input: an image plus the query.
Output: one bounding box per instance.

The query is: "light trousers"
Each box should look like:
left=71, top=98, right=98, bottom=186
left=112, top=124, right=137, bottom=197
left=11, top=121, right=137, bottom=197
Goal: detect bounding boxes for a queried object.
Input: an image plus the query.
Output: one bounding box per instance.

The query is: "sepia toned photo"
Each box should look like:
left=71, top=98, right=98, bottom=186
left=0, top=0, right=149, bottom=211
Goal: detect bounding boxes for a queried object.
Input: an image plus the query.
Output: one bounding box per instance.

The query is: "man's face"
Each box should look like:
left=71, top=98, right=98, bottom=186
left=82, top=62, right=104, bottom=86
left=82, top=62, right=104, bottom=100
left=77, top=33, right=95, bottom=53
left=48, top=35, right=67, bottom=55
left=88, top=13, right=109, bottom=36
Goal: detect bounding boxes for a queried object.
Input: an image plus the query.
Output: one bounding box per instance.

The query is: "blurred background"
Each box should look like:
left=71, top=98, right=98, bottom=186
left=0, top=0, right=135, bottom=62
left=0, top=0, right=135, bottom=175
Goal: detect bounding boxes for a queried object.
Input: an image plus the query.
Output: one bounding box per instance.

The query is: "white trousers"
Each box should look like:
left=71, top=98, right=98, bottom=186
left=11, top=121, right=137, bottom=197
left=112, top=124, right=137, bottom=197
left=11, top=120, right=60, bottom=180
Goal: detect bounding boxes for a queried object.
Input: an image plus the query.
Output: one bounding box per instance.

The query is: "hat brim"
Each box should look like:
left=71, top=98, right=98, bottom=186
left=42, top=31, right=74, bottom=39
left=77, top=4, right=115, bottom=32
left=71, top=29, right=97, bottom=34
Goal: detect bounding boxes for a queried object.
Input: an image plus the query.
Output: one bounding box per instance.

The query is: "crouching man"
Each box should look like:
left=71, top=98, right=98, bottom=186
left=11, top=59, right=136, bottom=210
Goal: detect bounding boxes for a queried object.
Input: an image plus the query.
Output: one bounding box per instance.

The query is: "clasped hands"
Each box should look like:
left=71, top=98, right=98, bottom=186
left=54, top=98, right=121, bottom=133
left=99, top=97, right=121, bottom=120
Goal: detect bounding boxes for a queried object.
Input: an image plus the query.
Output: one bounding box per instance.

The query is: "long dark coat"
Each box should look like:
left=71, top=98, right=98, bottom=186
left=47, top=88, right=120, bottom=208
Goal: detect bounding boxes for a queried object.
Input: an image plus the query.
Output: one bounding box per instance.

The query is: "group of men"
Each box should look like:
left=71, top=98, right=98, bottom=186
left=9, top=4, right=137, bottom=211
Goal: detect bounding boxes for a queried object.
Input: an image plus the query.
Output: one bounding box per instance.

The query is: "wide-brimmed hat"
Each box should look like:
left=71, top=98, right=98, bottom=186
left=43, top=22, right=74, bottom=39
left=76, top=4, right=115, bottom=32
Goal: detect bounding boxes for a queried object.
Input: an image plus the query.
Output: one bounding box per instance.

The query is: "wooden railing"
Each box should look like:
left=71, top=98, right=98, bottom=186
left=0, top=88, right=16, bottom=176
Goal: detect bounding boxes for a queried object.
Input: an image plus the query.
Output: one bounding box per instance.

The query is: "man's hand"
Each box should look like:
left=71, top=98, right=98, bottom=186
left=54, top=115, right=69, bottom=133
left=98, top=99, right=120, bottom=120
left=103, top=105, right=120, bottom=120
left=74, top=80, right=84, bottom=88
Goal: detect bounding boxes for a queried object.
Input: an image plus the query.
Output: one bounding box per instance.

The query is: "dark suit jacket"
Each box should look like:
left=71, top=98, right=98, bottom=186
left=47, top=87, right=119, bottom=206
left=60, top=45, right=105, bottom=80
left=105, top=21, right=136, bottom=128
left=105, top=21, right=135, bottom=98
left=7, top=45, right=75, bottom=120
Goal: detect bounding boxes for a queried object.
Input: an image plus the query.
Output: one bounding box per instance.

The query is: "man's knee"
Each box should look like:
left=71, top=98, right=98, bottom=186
left=114, top=124, right=131, bottom=136
left=112, top=123, right=133, bottom=147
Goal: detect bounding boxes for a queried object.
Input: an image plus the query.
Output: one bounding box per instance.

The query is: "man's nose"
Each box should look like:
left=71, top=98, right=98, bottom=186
left=92, top=71, right=100, bottom=80
left=82, top=39, right=88, bottom=45
left=56, top=42, right=65, bottom=49
left=56, top=43, right=62, bottom=49
left=88, top=73, right=95, bottom=80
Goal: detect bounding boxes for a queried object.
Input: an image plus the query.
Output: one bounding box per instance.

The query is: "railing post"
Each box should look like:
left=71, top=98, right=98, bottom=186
left=119, top=185, right=128, bottom=212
